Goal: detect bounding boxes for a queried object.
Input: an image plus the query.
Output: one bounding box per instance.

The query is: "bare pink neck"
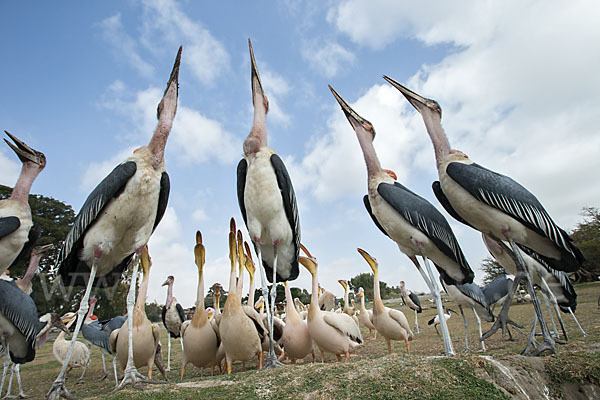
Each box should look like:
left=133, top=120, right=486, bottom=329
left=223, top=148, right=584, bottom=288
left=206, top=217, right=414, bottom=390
left=165, top=283, right=173, bottom=308
left=148, top=121, right=171, bottom=169
left=19, top=252, right=42, bottom=289
left=356, top=131, right=382, bottom=179
left=10, top=164, right=40, bottom=202
left=422, top=113, right=450, bottom=168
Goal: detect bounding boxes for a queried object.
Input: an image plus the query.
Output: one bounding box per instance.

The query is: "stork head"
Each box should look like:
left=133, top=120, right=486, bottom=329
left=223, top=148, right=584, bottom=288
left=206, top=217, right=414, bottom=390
left=162, top=275, right=175, bottom=287
left=214, top=283, right=222, bottom=297
left=244, top=39, right=269, bottom=157
left=357, top=248, right=378, bottom=275
left=382, top=75, right=442, bottom=119
left=32, top=243, right=53, bottom=257
left=249, top=39, right=269, bottom=115
left=194, top=230, right=205, bottom=272
left=4, top=131, right=46, bottom=170
left=399, top=280, right=406, bottom=288
left=156, top=46, right=181, bottom=121
left=329, top=85, right=376, bottom=142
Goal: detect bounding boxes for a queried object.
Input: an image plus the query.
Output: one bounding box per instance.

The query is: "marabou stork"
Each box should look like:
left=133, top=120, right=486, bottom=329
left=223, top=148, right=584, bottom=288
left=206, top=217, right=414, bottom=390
left=483, top=234, right=586, bottom=340
left=482, top=273, right=514, bottom=313
left=161, top=275, right=185, bottom=371
left=47, top=46, right=181, bottom=399
left=0, top=279, right=65, bottom=398
left=236, top=39, right=300, bottom=368
left=15, top=244, right=53, bottom=296
left=0, top=131, right=46, bottom=276
left=329, top=85, right=474, bottom=356
left=383, top=76, right=584, bottom=355
left=399, top=281, right=422, bottom=333
left=439, top=276, right=493, bottom=352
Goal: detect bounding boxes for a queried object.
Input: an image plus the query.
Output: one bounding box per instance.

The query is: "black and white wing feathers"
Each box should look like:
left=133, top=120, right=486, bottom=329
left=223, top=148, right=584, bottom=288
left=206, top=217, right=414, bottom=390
left=408, top=291, right=422, bottom=313
left=176, top=303, right=186, bottom=323
left=363, top=195, right=390, bottom=237
left=0, top=216, right=20, bottom=239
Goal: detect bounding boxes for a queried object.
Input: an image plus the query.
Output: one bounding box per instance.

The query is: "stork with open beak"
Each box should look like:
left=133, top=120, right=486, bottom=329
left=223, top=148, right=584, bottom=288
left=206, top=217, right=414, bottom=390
left=1, top=131, right=46, bottom=276
left=384, top=75, right=584, bottom=356
left=329, top=85, right=474, bottom=355
left=236, top=39, right=301, bottom=369
left=46, top=47, right=181, bottom=399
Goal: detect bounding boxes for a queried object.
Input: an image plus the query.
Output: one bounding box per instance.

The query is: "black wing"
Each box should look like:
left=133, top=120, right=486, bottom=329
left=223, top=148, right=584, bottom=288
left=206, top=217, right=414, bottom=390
left=455, top=282, right=489, bottom=311
left=176, top=303, right=186, bottom=322
left=269, top=154, right=300, bottom=283
left=446, top=162, right=584, bottom=272
left=432, top=181, right=474, bottom=229
left=236, top=159, right=248, bottom=227
left=0, top=280, right=45, bottom=363
left=408, top=291, right=422, bottom=313
left=363, top=195, right=390, bottom=237
left=0, top=216, right=20, bottom=239
left=161, top=306, right=167, bottom=329
left=82, top=322, right=111, bottom=353
left=518, top=245, right=577, bottom=312
left=482, top=274, right=513, bottom=306
left=153, top=172, right=170, bottom=232
left=377, top=182, right=473, bottom=284
left=57, top=161, right=137, bottom=288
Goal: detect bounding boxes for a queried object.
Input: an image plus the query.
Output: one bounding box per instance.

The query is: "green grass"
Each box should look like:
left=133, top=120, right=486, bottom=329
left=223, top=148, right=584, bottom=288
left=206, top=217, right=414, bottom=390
left=4, top=282, right=599, bottom=399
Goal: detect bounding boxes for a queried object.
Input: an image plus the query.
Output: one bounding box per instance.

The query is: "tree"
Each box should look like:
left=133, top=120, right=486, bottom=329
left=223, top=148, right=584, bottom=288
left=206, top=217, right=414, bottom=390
left=480, top=256, right=507, bottom=284
left=570, top=207, right=600, bottom=282
left=145, top=301, right=162, bottom=323
left=348, top=272, right=402, bottom=301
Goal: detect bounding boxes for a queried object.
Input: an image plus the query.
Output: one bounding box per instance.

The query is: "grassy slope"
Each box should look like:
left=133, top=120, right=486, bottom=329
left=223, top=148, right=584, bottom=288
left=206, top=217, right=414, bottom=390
left=8, top=282, right=600, bottom=399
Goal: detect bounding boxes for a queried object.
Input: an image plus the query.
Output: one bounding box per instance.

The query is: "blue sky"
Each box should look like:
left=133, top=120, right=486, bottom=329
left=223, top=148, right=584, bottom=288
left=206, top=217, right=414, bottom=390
left=2, top=1, right=599, bottom=307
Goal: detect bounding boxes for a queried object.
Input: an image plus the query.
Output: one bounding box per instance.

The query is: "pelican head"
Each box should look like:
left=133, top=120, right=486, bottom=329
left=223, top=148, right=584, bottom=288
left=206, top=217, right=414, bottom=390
left=357, top=248, right=378, bottom=275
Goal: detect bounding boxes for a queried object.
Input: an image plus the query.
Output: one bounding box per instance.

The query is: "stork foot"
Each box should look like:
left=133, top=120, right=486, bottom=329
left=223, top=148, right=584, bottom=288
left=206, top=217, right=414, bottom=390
left=99, top=374, right=107, bottom=381
left=262, top=354, right=284, bottom=370
left=481, top=314, right=523, bottom=341
left=4, top=393, right=29, bottom=399
left=45, top=380, right=78, bottom=400
left=522, top=338, right=557, bottom=357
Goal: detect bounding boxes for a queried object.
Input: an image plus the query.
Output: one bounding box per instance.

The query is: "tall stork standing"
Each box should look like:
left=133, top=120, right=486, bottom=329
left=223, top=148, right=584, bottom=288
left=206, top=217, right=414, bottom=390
left=46, top=46, right=181, bottom=399
left=161, top=275, right=185, bottom=371
left=329, top=85, right=474, bottom=356
left=1, top=131, right=46, bottom=276
left=399, top=281, right=422, bottom=333
left=383, top=76, right=584, bottom=355
left=237, top=39, right=300, bottom=368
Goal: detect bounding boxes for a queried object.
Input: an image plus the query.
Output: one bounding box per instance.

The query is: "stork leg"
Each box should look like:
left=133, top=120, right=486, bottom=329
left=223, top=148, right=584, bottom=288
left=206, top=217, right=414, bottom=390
left=113, top=254, right=154, bottom=392
left=417, top=253, right=455, bottom=356
left=0, top=345, right=10, bottom=397
left=265, top=245, right=283, bottom=369
left=414, top=309, right=419, bottom=334
left=459, top=305, right=469, bottom=353
left=5, top=364, right=26, bottom=399
left=508, top=240, right=556, bottom=356
left=166, top=333, right=171, bottom=372
left=472, top=307, right=486, bottom=352
left=112, top=356, right=118, bottom=388
left=539, top=277, right=568, bottom=341
left=567, top=307, right=587, bottom=337
left=99, top=351, right=107, bottom=380
left=78, top=346, right=91, bottom=381
left=46, top=260, right=98, bottom=400
left=482, top=263, right=524, bottom=341
left=540, top=291, right=560, bottom=339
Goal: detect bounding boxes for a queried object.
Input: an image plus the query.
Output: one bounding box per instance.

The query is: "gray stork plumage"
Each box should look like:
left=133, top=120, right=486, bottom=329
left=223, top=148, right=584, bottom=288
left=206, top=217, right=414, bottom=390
left=399, top=281, right=422, bottom=333
left=0, top=132, right=46, bottom=276
left=483, top=234, right=586, bottom=342
left=46, top=47, right=181, bottom=399
left=236, top=39, right=300, bottom=369
left=0, top=279, right=65, bottom=398
left=161, top=275, right=185, bottom=371
left=329, top=85, right=474, bottom=356
left=482, top=273, right=514, bottom=312
left=439, top=274, right=493, bottom=352
left=384, top=75, right=584, bottom=356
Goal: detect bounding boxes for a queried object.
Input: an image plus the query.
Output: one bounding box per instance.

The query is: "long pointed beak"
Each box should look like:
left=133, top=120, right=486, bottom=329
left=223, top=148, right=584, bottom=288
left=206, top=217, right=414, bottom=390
left=357, top=248, right=378, bottom=273
left=157, top=46, right=182, bottom=120
left=161, top=278, right=170, bottom=287
left=248, top=38, right=265, bottom=107
left=32, top=243, right=53, bottom=256
left=382, top=75, right=433, bottom=114
left=141, top=245, right=151, bottom=275
left=299, top=256, right=317, bottom=276
left=328, top=85, right=375, bottom=137
left=4, top=131, right=45, bottom=165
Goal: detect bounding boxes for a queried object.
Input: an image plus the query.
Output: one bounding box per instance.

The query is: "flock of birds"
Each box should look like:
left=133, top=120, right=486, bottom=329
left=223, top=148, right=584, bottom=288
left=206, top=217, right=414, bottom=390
left=0, top=39, right=589, bottom=399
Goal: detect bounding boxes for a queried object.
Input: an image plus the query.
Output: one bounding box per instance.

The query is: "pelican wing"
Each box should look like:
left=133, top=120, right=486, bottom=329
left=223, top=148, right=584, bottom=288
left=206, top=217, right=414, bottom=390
left=0, top=216, right=20, bottom=239
left=323, top=312, right=363, bottom=345
left=57, top=161, right=137, bottom=288
left=243, top=305, right=268, bottom=340
left=378, top=182, right=473, bottom=284
left=388, top=308, right=412, bottom=334
left=446, top=162, right=583, bottom=272
left=363, top=195, right=390, bottom=237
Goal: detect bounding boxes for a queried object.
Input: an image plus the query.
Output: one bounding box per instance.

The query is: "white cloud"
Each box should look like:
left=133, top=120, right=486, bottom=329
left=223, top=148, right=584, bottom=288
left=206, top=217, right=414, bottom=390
left=192, top=208, right=208, bottom=223
left=254, top=64, right=293, bottom=127
left=138, top=0, right=230, bottom=85
left=301, top=39, right=356, bottom=78
left=80, top=147, right=137, bottom=193
left=97, top=14, right=155, bottom=78
left=0, top=150, right=20, bottom=187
